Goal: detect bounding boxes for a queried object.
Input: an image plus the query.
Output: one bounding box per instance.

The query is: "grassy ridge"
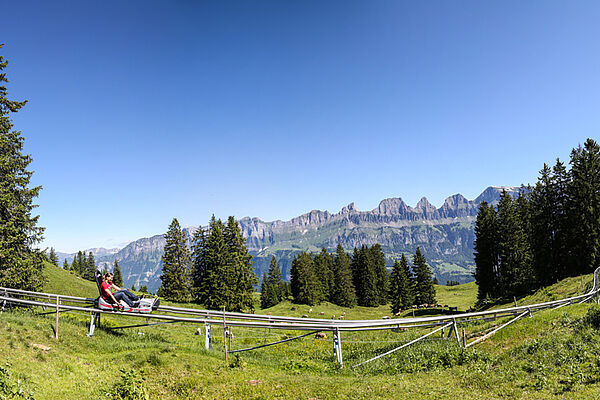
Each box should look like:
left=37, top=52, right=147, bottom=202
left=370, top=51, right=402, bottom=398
left=1, top=263, right=600, bottom=399
left=42, top=262, right=98, bottom=298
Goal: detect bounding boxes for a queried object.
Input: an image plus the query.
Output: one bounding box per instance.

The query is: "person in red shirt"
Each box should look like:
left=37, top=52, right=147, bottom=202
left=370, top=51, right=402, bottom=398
left=100, top=272, right=141, bottom=308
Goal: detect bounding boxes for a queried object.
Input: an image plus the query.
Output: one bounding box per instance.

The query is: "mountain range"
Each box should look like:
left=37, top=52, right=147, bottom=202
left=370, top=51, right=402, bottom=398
left=59, top=186, right=519, bottom=292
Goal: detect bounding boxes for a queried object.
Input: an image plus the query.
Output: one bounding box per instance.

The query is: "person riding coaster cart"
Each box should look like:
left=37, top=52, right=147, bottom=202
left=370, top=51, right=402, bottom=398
left=94, top=269, right=159, bottom=313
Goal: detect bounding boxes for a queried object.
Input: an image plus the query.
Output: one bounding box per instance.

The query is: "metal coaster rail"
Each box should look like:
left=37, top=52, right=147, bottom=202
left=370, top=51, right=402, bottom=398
left=1, top=266, right=599, bottom=367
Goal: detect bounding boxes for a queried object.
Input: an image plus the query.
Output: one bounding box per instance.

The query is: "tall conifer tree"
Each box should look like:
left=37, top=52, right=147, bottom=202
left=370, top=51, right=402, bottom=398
left=191, top=226, right=207, bottom=302
left=48, top=248, right=59, bottom=266
left=84, top=251, right=96, bottom=280
left=413, top=247, right=436, bottom=305
left=290, top=252, right=321, bottom=305
left=474, top=201, right=499, bottom=301
left=197, top=216, right=231, bottom=310
left=496, top=191, right=534, bottom=298
left=0, top=45, right=45, bottom=291
left=352, top=246, right=379, bottom=306
left=530, top=164, right=558, bottom=286
left=224, top=216, right=257, bottom=311
left=113, top=260, right=123, bottom=286
left=260, top=256, right=285, bottom=309
left=330, top=244, right=356, bottom=307
left=313, top=247, right=334, bottom=301
left=390, top=254, right=413, bottom=313
left=159, top=218, right=191, bottom=302
left=370, top=244, right=389, bottom=305
left=567, top=139, right=600, bottom=276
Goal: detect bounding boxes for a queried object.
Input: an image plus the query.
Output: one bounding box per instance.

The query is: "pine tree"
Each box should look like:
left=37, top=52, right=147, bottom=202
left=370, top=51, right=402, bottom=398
left=290, top=252, right=321, bottom=305
left=197, top=216, right=231, bottom=310
left=159, top=218, right=192, bottom=302
left=474, top=201, right=499, bottom=301
left=330, top=244, right=357, bottom=307
left=260, top=272, right=270, bottom=309
left=530, top=164, right=557, bottom=287
left=352, top=245, right=379, bottom=307
left=370, top=244, right=389, bottom=305
left=552, top=159, right=571, bottom=280
left=224, top=216, right=258, bottom=311
left=113, top=260, right=123, bottom=286
left=496, top=191, right=534, bottom=298
left=0, top=45, right=45, bottom=291
left=48, top=248, right=59, bottom=266
left=413, top=247, right=436, bottom=305
left=191, top=226, right=207, bottom=302
left=313, top=247, right=334, bottom=301
left=70, top=255, right=79, bottom=275
left=63, top=259, right=69, bottom=270
left=390, top=254, right=413, bottom=313
left=84, top=251, right=96, bottom=280
left=76, top=251, right=85, bottom=277
left=260, top=256, right=285, bottom=309
left=567, top=139, right=600, bottom=276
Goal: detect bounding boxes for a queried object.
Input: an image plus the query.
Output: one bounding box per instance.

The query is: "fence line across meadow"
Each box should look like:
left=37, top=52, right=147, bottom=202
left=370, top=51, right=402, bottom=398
left=1, top=267, right=599, bottom=368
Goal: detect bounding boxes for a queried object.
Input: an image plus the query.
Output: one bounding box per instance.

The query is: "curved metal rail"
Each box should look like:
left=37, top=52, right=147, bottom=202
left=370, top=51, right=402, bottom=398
left=1, top=267, right=599, bottom=366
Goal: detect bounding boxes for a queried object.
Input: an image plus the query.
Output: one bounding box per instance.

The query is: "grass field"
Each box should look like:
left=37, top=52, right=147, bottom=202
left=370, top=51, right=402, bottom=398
left=1, top=263, right=600, bottom=399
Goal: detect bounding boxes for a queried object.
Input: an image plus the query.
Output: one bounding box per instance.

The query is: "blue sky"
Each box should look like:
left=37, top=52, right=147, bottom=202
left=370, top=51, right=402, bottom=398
left=2, top=1, right=598, bottom=253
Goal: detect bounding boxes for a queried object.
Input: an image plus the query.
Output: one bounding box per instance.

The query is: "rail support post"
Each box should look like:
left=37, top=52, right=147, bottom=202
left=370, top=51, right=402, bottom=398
left=55, top=295, right=60, bottom=340
left=452, top=319, right=461, bottom=346
left=205, top=319, right=211, bottom=350
left=333, top=328, right=343, bottom=368
left=87, top=312, right=99, bottom=337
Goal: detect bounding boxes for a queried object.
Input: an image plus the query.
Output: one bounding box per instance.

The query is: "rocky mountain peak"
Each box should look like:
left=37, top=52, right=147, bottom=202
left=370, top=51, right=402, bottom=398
left=375, top=198, right=408, bottom=215
left=474, top=186, right=520, bottom=205
left=341, top=202, right=358, bottom=214
left=415, top=197, right=435, bottom=210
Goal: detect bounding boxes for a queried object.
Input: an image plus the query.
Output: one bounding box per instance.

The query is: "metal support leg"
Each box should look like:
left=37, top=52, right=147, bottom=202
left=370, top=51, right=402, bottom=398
left=453, top=319, right=461, bottom=347
left=0, top=299, right=6, bottom=318
left=55, top=295, right=60, bottom=340
left=353, top=323, right=452, bottom=368
left=205, top=321, right=211, bottom=350
left=333, top=328, right=343, bottom=368
left=87, top=312, right=99, bottom=337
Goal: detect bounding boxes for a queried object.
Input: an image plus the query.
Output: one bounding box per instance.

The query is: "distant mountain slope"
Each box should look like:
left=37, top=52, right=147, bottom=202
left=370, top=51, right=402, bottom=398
left=93, top=186, right=518, bottom=292
left=57, top=247, right=121, bottom=265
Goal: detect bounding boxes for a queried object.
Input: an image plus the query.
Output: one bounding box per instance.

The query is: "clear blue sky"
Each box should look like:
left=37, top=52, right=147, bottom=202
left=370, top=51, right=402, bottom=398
left=2, top=1, right=598, bottom=253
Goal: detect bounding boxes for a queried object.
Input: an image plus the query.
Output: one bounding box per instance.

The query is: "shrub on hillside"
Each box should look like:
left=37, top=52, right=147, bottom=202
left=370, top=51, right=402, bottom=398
left=106, top=369, right=149, bottom=400
left=582, top=305, right=600, bottom=329
left=0, top=363, right=35, bottom=399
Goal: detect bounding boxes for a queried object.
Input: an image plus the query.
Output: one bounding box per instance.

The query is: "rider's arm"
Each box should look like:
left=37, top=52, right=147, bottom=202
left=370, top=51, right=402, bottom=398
left=103, top=286, right=120, bottom=305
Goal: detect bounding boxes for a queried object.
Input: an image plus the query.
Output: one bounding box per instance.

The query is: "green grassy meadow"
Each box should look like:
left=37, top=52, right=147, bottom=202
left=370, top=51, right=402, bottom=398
left=1, top=263, right=600, bottom=399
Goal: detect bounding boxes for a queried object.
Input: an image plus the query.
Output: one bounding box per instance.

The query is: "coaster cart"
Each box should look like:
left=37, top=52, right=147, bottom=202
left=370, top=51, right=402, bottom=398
left=94, top=270, right=159, bottom=313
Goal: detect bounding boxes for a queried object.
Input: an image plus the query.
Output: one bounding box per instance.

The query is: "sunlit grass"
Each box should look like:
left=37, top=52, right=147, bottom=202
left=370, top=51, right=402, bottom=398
left=2, top=264, right=600, bottom=398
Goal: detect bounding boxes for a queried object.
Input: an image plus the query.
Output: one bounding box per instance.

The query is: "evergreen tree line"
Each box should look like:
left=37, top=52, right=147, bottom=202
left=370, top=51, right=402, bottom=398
left=474, top=138, right=600, bottom=302
left=260, top=256, right=290, bottom=309
left=159, top=216, right=257, bottom=312
left=266, top=243, right=436, bottom=310
left=59, top=251, right=123, bottom=286
left=61, top=251, right=97, bottom=281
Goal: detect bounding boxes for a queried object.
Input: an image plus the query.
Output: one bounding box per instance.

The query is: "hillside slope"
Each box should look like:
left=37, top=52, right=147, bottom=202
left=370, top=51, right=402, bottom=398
left=1, top=268, right=600, bottom=399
